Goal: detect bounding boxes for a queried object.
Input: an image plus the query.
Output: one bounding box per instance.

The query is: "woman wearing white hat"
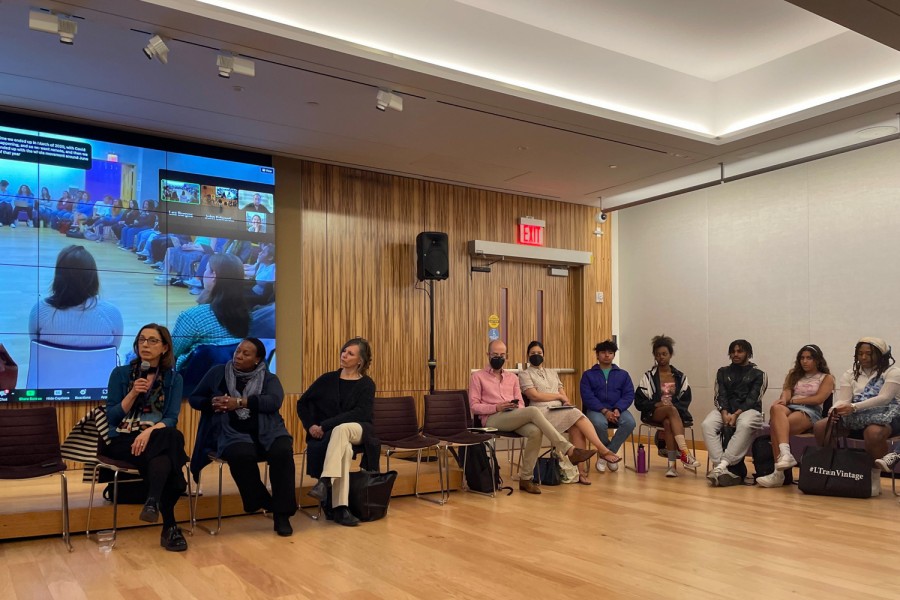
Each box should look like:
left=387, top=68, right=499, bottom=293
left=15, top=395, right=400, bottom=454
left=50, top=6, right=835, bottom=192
left=814, top=337, right=900, bottom=496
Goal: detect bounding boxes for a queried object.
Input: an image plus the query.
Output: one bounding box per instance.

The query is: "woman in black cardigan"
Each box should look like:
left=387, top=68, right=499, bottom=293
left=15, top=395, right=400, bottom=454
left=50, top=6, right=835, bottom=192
left=298, top=337, right=376, bottom=526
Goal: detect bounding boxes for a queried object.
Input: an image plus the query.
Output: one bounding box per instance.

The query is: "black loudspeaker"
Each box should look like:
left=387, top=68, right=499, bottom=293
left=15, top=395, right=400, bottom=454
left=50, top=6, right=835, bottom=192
left=416, top=231, right=449, bottom=281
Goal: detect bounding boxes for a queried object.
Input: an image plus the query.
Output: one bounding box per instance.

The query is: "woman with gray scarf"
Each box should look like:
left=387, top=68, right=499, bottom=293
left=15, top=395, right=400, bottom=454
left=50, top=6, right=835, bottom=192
left=189, top=337, right=296, bottom=536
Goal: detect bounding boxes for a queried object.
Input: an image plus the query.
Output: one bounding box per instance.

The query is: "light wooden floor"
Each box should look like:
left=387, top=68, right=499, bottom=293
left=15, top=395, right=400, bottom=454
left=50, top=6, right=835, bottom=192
left=2, top=450, right=899, bottom=600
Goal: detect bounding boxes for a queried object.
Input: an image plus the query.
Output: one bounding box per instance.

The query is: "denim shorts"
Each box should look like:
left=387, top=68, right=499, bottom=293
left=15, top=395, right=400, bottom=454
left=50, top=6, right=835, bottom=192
left=787, top=403, right=822, bottom=426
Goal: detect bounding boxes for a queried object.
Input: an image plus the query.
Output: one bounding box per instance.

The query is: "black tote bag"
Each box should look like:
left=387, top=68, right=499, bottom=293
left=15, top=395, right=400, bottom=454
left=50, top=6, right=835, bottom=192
left=798, top=420, right=871, bottom=498
left=533, top=456, right=561, bottom=486
left=348, top=469, right=398, bottom=522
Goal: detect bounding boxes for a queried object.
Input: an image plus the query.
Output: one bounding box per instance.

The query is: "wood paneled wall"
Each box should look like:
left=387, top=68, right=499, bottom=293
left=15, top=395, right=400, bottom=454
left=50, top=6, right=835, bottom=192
left=3, top=158, right=612, bottom=449
left=292, top=160, right=612, bottom=412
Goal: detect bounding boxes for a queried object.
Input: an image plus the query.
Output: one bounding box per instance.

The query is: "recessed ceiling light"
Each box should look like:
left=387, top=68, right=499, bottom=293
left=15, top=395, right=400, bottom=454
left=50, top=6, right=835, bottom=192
left=856, top=125, right=898, bottom=140
left=608, top=164, right=617, bottom=169
left=517, top=145, right=528, bottom=151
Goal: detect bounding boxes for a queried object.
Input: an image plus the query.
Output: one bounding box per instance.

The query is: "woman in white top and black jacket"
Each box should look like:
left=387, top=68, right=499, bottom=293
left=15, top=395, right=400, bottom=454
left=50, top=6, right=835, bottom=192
left=814, top=337, right=900, bottom=496
left=634, top=335, right=701, bottom=477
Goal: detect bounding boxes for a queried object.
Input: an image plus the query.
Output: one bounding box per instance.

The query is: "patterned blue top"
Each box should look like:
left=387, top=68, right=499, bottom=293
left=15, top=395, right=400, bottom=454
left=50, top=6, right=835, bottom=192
left=171, top=304, right=243, bottom=370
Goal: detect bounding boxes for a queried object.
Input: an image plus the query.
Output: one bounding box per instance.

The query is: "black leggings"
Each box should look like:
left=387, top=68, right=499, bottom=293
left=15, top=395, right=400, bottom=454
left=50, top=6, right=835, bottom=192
left=221, top=435, right=296, bottom=516
left=104, top=427, right=188, bottom=528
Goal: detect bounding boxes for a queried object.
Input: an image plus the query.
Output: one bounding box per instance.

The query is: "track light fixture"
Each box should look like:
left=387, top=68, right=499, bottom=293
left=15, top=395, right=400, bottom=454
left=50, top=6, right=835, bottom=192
left=29, top=10, right=77, bottom=45
left=376, top=89, right=403, bottom=112
left=216, top=54, right=255, bottom=78
left=143, top=35, right=169, bottom=64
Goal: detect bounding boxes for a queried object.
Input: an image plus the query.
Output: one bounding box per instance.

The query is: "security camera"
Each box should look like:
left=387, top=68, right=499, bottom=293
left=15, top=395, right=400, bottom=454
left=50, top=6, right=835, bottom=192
left=595, top=212, right=608, bottom=224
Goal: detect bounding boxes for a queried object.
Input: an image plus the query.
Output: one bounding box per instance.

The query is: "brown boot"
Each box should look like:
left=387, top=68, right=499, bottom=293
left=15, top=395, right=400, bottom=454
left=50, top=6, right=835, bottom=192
left=519, top=479, right=542, bottom=494
left=567, top=447, right=597, bottom=466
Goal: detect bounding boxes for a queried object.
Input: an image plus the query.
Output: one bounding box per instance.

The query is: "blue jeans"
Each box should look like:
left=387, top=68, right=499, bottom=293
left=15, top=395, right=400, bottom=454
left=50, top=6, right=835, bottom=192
left=585, top=409, right=635, bottom=453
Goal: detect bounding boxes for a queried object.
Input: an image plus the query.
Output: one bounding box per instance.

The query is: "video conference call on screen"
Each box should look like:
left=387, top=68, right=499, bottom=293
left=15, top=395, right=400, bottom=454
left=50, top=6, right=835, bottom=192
left=0, top=117, right=277, bottom=403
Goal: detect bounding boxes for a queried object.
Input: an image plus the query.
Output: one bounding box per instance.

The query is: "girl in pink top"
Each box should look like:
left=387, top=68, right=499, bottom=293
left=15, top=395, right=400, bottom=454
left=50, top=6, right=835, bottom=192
left=757, top=344, right=834, bottom=488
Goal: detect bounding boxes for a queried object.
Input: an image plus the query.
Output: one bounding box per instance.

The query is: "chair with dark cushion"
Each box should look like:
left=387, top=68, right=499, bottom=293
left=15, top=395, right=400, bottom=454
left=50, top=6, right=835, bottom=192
left=438, top=388, right=526, bottom=479
left=0, top=407, right=72, bottom=551
left=424, top=393, right=495, bottom=502
left=372, top=396, right=442, bottom=503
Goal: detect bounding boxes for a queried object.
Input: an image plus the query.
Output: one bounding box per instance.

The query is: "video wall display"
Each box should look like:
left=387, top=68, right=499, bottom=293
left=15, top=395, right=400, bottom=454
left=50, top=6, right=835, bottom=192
left=0, top=117, right=277, bottom=403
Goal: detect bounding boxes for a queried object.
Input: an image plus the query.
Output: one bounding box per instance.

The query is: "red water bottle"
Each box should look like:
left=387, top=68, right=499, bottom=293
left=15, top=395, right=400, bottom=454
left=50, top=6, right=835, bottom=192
left=637, top=443, right=647, bottom=473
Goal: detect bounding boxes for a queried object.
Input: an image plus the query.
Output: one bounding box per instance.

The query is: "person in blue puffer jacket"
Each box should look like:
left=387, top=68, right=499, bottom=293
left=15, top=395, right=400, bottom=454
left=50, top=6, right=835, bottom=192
left=580, top=339, right=635, bottom=472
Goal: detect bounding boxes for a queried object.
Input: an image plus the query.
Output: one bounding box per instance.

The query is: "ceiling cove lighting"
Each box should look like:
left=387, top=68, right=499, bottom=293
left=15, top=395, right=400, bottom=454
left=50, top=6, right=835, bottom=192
left=718, top=76, right=900, bottom=136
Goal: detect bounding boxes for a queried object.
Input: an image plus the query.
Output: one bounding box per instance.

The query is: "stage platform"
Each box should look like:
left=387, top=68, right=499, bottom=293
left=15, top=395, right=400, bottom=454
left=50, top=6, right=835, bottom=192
left=0, top=452, right=461, bottom=541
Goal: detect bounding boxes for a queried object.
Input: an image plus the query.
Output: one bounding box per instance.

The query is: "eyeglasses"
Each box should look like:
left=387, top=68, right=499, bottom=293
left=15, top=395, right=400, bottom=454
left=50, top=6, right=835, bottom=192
left=137, top=337, right=162, bottom=345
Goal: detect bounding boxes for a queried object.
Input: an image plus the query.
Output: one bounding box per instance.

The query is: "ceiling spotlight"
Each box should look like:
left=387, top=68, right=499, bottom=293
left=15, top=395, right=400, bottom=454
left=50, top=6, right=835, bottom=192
left=376, top=89, right=403, bottom=112
left=143, top=35, right=169, bottom=64
left=29, top=10, right=77, bottom=44
left=216, top=54, right=255, bottom=78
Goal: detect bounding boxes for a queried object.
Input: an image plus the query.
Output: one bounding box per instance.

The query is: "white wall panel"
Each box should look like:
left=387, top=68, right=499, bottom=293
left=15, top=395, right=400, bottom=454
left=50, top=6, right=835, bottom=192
left=618, top=139, right=900, bottom=424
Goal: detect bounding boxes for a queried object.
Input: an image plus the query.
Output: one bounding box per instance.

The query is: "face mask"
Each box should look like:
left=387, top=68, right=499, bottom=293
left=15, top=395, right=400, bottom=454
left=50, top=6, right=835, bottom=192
left=489, top=356, right=506, bottom=370
left=528, top=354, right=544, bottom=367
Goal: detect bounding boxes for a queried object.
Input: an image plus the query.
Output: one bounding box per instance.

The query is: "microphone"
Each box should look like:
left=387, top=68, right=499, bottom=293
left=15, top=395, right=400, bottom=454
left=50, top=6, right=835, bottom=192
left=136, top=360, right=152, bottom=407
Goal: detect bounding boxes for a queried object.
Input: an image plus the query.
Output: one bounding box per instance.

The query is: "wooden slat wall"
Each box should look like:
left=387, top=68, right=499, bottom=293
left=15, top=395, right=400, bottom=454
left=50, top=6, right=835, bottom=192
left=1, top=158, right=612, bottom=446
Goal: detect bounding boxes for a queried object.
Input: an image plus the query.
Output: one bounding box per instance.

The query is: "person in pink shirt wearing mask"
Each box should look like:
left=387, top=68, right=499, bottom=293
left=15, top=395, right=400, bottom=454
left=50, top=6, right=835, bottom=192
left=469, top=340, right=596, bottom=494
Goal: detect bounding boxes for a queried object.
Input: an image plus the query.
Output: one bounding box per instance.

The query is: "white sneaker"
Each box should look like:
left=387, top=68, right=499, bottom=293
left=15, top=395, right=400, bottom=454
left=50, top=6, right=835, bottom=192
left=756, top=471, right=785, bottom=488
left=706, top=464, right=726, bottom=486
left=665, top=464, right=677, bottom=478
left=606, top=458, right=619, bottom=472
left=595, top=459, right=607, bottom=473
left=10, top=222, right=15, bottom=228
left=775, top=453, right=798, bottom=471
left=875, top=452, right=900, bottom=472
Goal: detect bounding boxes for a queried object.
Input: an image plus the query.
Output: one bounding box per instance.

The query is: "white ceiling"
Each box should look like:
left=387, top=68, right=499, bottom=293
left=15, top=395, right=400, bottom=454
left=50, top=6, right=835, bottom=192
left=2, top=0, right=900, bottom=209
left=454, top=0, right=847, bottom=82
left=176, top=0, right=900, bottom=139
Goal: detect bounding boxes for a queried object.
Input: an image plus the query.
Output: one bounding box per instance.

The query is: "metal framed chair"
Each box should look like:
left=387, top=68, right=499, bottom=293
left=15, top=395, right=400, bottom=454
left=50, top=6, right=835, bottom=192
left=0, top=407, right=72, bottom=552
left=86, top=440, right=194, bottom=547
left=297, top=447, right=324, bottom=520
left=25, top=341, right=118, bottom=389
left=632, top=419, right=698, bottom=474
left=440, top=388, right=526, bottom=479
left=372, top=396, right=442, bottom=503
left=297, top=442, right=372, bottom=520
left=193, top=454, right=269, bottom=535
left=423, top=393, right=495, bottom=502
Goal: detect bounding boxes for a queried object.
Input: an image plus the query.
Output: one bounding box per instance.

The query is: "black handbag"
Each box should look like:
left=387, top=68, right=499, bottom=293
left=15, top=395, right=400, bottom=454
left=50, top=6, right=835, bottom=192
left=348, top=470, right=398, bottom=522
left=533, top=456, right=561, bottom=486
left=798, top=419, right=871, bottom=498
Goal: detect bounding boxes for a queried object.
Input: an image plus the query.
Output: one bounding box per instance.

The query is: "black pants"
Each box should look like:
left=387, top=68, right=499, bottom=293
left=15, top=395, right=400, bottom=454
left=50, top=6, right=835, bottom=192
left=221, top=435, right=296, bottom=516
left=104, top=427, right=188, bottom=527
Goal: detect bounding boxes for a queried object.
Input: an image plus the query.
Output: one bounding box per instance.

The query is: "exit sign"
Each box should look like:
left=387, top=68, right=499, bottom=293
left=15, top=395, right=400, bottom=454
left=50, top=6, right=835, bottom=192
left=517, top=217, right=545, bottom=246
